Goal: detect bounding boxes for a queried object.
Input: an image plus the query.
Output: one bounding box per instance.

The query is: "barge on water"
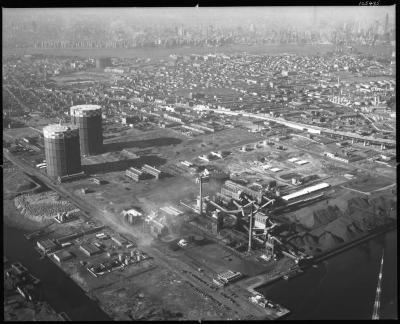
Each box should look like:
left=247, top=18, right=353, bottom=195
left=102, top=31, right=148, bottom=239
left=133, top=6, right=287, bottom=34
left=249, top=293, right=290, bottom=319
left=5, top=262, right=42, bottom=301
left=282, top=267, right=304, bottom=280
left=24, top=229, right=45, bottom=240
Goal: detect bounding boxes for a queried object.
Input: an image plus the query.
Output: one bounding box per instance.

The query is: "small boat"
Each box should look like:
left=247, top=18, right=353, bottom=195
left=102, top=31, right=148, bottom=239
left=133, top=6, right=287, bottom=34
left=29, top=273, right=41, bottom=285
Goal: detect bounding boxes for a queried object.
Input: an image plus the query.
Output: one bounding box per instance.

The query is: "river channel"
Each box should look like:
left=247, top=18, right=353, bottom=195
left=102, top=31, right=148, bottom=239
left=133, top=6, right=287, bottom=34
left=4, top=224, right=397, bottom=320
left=258, top=229, right=397, bottom=319
left=3, top=225, right=111, bottom=321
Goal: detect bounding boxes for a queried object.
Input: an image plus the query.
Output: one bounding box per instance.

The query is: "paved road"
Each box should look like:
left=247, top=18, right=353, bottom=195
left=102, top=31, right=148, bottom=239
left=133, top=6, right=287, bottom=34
left=4, top=86, right=31, bottom=113
left=208, top=108, right=396, bottom=146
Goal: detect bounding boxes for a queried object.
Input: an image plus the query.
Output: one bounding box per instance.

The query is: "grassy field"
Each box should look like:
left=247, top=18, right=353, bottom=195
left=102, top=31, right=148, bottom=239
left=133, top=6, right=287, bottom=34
left=3, top=127, right=42, bottom=140
left=50, top=71, right=115, bottom=85
left=345, top=175, right=394, bottom=193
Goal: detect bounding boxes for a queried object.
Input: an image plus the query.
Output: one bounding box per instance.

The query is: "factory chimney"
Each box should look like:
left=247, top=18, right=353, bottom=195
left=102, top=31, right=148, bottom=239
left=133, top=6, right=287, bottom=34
left=247, top=202, right=254, bottom=253
left=197, top=174, right=209, bottom=216
left=199, top=178, right=203, bottom=216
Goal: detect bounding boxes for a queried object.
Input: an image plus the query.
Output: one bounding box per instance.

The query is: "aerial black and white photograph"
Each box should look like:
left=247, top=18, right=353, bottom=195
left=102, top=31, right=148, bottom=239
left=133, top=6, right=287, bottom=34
left=2, top=5, right=397, bottom=321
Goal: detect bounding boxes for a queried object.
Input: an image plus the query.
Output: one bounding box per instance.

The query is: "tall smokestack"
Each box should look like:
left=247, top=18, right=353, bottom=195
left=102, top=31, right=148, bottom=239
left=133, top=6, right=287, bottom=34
left=199, top=178, right=203, bottom=216
left=248, top=202, right=254, bottom=253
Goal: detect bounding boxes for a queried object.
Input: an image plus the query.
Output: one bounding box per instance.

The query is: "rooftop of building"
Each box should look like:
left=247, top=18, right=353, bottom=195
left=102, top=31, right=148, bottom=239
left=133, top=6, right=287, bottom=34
left=43, top=124, right=78, bottom=137
left=70, top=104, right=102, bottom=112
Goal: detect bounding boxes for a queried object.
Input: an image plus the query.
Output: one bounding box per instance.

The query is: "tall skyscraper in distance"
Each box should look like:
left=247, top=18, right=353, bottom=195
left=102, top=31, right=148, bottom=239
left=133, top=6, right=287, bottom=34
left=312, top=6, right=317, bottom=29
left=384, top=13, right=389, bottom=34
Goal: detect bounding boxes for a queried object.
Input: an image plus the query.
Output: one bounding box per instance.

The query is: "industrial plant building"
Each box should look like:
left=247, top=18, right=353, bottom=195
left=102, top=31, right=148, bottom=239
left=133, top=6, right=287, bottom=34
left=43, top=124, right=82, bottom=178
left=79, top=243, right=101, bottom=257
left=126, top=167, right=145, bottom=182
left=222, top=180, right=264, bottom=203
left=70, top=105, right=103, bottom=156
left=37, top=239, right=58, bottom=254
left=281, top=183, right=330, bottom=203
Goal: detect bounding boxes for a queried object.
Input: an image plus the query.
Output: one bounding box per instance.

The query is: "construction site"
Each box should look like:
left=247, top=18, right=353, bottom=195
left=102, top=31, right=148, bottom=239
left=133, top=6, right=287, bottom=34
left=3, top=105, right=397, bottom=320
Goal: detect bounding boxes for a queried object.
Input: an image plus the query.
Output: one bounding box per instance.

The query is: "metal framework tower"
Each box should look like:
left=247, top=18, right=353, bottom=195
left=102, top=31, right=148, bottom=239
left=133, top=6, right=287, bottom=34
left=265, top=235, right=275, bottom=259
left=372, top=250, right=385, bottom=320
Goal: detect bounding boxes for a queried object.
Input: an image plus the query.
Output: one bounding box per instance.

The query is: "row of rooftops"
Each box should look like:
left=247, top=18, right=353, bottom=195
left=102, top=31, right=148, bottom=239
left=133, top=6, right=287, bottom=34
left=3, top=52, right=394, bottom=144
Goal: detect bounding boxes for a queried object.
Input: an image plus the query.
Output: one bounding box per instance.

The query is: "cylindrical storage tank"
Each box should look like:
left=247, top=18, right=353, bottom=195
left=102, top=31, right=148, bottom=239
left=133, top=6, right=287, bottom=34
left=43, top=124, right=81, bottom=178
left=70, top=105, right=103, bottom=156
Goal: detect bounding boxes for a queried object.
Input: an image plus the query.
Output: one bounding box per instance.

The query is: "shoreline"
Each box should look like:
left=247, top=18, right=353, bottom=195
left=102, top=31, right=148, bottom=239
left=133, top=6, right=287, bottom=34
left=4, top=197, right=396, bottom=320
left=2, top=44, right=394, bottom=59
left=246, top=222, right=397, bottom=294
left=5, top=193, right=396, bottom=284
left=3, top=225, right=113, bottom=321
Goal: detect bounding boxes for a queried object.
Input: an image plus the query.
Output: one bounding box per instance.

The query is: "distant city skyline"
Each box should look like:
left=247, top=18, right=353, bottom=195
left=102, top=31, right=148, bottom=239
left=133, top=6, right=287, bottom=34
left=4, top=6, right=396, bottom=28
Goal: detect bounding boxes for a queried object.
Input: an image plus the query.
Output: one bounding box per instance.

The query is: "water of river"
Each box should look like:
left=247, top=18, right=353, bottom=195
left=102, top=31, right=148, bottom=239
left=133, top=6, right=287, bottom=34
left=258, top=229, right=397, bottom=320
left=3, top=44, right=394, bottom=60
left=3, top=225, right=111, bottom=321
